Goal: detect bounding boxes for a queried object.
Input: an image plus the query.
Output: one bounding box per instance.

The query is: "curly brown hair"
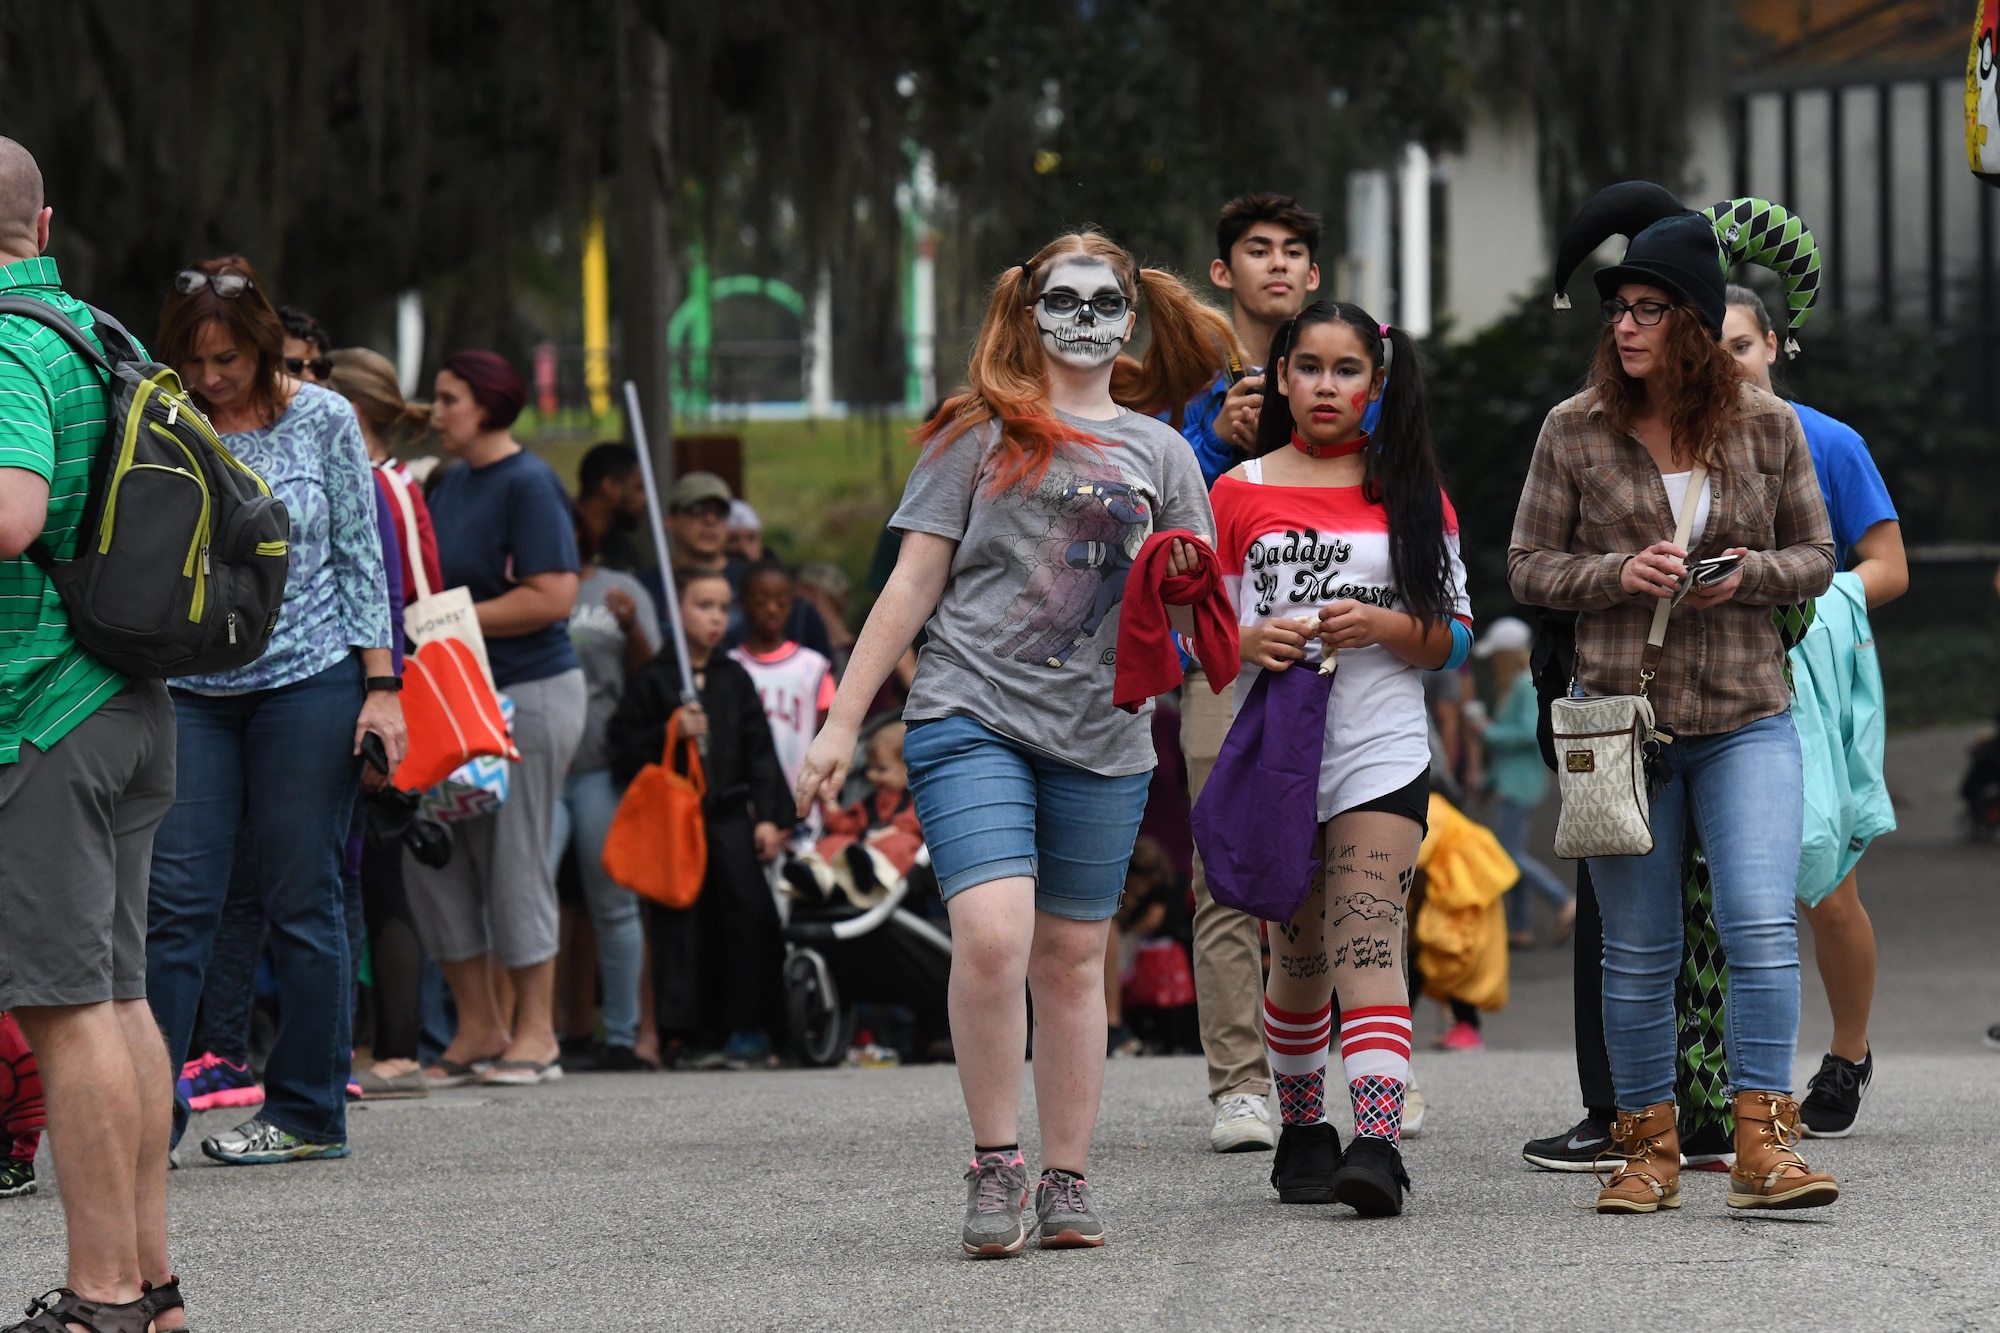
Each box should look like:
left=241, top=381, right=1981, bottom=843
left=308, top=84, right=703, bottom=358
left=1588, top=304, right=1743, bottom=472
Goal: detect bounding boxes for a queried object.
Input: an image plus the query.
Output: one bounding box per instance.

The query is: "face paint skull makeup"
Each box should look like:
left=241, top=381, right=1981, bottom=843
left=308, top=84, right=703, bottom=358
left=1033, top=257, right=1135, bottom=369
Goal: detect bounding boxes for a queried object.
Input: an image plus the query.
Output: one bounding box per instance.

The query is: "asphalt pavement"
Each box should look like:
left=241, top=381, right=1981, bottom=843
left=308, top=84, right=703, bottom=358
left=2, top=726, right=1996, bottom=1330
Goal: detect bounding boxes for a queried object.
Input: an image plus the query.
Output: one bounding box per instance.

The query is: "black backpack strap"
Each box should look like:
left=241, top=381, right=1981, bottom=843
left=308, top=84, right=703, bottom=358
left=0, top=295, right=113, bottom=374
left=81, top=303, right=142, bottom=366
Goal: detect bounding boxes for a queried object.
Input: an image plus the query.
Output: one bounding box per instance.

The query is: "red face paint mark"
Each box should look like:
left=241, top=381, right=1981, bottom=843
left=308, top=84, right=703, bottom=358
left=1349, top=391, right=1366, bottom=412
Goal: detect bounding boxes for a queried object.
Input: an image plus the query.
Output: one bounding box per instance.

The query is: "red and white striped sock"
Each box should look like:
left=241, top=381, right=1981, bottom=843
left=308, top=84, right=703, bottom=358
left=1339, top=1005, right=1414, bottom=1143
left=1263, top=997, right=1332, bottom=1126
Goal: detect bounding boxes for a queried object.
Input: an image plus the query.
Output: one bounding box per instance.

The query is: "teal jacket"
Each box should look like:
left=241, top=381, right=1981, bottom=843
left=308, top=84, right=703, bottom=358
left=1790, top=571, right=1894, bottom=906
left=1483, top=672, right=1548, bottom=809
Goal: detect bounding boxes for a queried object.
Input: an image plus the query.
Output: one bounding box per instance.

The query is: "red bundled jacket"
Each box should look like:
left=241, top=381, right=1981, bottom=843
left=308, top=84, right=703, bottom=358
left=1113, top=529, right=1238, bottom=713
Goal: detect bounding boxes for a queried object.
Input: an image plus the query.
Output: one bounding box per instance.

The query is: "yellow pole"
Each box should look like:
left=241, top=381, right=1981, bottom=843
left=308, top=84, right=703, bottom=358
left=583, top=207, right=611, bottom=419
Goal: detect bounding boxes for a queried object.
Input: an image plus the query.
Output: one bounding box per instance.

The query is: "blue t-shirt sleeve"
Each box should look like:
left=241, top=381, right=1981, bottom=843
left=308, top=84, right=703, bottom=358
left=1170, top=374, right=1237, bottom=489
left=1797, top=404, right=1897, bottom=562
left=509, top=463, right=582, bottom=579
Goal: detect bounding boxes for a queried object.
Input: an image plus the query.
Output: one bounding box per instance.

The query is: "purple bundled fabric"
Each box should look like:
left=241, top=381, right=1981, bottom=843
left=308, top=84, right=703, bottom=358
left=1189, top=663, right=1334, bottom=922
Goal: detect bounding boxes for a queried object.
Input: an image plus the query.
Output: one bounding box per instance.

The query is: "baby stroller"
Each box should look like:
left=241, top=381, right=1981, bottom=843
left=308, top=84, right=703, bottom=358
left=780, top=848, right=953, bottom=1067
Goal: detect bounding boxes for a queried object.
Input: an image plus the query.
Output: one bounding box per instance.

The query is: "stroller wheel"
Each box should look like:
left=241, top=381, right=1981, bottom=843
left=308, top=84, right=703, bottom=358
left=786, top=948, right=855, bottom=1067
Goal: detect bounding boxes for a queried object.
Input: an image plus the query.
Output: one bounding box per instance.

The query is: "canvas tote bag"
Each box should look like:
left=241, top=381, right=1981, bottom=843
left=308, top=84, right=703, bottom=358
left=1549, top=462, right=1707, bottom=860
left=381, top=465, right=495, bottom=689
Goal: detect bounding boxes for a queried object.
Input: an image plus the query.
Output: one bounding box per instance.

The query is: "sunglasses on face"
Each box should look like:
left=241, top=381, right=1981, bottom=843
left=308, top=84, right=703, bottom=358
left=285, top=356, right=333, bottom=378
left=174, top=270, right=255, bottom=298
left=1035, top=290, right=1131, bottom=321
left=1601, top=298, right=1677, bottom=327
left=675, top=500, right=730, bottom=521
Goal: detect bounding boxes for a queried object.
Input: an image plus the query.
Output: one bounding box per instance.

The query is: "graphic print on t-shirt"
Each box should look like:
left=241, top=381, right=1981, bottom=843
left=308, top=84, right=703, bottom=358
left=989, top=458, right=1154, bottom=669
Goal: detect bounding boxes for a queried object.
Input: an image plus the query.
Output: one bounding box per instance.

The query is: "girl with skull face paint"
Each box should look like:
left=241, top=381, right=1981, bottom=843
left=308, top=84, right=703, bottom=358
left=1200, top=300, right=1470, bottom=1216
left=794, top=231, right=1232, bottom=1257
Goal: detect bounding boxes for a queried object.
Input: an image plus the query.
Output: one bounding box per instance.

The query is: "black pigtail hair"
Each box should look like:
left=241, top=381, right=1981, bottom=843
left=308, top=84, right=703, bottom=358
left=1251, top=301, right=1453, bottom=628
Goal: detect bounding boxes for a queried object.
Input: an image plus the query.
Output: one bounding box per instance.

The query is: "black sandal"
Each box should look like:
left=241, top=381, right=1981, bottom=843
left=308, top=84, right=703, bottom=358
left=139, top=1276, right=183, bottom=1325
left=5, top=1287, right=157, bottom=1333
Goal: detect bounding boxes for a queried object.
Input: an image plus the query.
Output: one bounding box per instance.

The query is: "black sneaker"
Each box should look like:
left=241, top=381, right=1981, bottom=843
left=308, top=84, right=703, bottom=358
left=1270, top=1121, right=1341, bottom=1204
left=1800, top=1049, right=1872, bottom=1139
left=595, top=1043, right=659, bottom=1072
left=1332, top=1136, right=1411, bottom=1217
left=1987, top=1023, right=2000, bottom=1052
left=1678, top=1116, right=1736, bottom=1171
left=1522, top=1114, right=1619, bottom=1172
left=0, top=1158, right=34, bottom=1198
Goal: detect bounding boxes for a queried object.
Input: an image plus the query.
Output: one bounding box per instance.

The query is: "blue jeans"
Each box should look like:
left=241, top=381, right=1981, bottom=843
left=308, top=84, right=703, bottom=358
left=1489, top=797, right=1573, bottom=933
left=146, top=658, right=364, bottom=1146
left=1588, top=711, right=1803, bottom=1108
left=549, top=766, right=645, bottom=1048
left=903, top=715, right=1153, bottom=921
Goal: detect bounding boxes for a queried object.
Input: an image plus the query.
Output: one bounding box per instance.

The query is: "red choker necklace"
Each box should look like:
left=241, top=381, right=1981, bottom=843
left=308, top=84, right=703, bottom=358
left=1291, top=429, right=1370, bottom=459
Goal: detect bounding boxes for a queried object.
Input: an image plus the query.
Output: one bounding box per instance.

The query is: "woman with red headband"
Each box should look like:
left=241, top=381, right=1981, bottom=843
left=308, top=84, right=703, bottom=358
left=1202, top=298, right=1470, bottom=1218
left=405, top=350, right=585, bottom=1090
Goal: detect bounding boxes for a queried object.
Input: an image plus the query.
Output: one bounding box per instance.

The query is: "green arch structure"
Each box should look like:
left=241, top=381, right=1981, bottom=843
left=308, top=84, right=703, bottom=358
left=668, top=257, right=807, bottom=414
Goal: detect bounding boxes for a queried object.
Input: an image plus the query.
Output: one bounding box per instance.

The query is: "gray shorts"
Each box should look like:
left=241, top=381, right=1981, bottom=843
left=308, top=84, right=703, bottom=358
left=0, top=681, right=177, bottom=1010
left=405, top=668, right=586, bottom=969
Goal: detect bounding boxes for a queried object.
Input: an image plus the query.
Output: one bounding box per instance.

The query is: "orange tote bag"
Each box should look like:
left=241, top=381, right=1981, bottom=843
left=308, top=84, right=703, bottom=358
left=392, top=636, right=520, bottom=793
left=602, top=707, right=709, bottom=909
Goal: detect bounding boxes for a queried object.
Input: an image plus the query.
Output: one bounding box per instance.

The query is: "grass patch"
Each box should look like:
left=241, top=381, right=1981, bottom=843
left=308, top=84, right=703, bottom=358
left=527, top=417, right=921, bottom=620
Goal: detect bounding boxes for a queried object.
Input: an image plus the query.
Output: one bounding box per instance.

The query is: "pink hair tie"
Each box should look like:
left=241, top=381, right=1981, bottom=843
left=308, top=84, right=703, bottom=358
left=1379, top=323, right=1390, bottom=336
left=1378, top=323, right=1395, bottom=375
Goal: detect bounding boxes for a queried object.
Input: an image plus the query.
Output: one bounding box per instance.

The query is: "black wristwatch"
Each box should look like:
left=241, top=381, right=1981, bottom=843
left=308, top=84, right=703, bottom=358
left=365, top=676, right=403, bottom=694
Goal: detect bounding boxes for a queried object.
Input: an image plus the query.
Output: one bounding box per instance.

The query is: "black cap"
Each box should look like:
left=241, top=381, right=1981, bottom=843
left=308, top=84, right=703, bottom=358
left=1552, top=181, right=1727, bottom=337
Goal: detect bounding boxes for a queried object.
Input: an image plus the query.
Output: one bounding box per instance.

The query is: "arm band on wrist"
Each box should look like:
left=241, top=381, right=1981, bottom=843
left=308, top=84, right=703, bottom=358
left=365, top=676, right=403, bottom=693
left=1443, top=619, right=1473, bottom=671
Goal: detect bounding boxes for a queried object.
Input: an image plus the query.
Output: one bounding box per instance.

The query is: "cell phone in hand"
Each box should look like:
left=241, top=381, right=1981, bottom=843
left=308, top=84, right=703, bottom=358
left=360, top=731, right=390, bottom=776
left=1673, top=553, right=1744, bottom=605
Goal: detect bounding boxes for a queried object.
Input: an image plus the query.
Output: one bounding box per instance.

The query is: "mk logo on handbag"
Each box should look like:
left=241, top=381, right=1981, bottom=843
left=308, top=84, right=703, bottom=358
left=1566, top=751, right=1595, bottom=773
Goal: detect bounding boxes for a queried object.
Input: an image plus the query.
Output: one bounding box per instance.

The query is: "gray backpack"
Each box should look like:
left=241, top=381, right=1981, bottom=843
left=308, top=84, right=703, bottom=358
left=0, top=295, right=290, bottom=678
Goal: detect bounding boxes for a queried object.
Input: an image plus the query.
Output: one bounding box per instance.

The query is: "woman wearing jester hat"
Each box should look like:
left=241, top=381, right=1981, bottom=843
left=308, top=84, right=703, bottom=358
left=1509, top=180, right=1840, bottom=1214
left=794, top=230, right=1231, bottom=1257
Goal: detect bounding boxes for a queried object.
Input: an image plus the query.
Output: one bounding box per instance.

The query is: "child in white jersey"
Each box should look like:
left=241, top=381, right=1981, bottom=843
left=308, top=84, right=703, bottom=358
left=731, top=558, right=836, bottom=848
left=1208, top=300, right=1471, bottom=1217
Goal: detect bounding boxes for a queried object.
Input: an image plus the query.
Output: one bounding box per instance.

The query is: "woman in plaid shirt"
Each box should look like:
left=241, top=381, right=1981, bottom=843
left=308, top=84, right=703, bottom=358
left=1508, top=201, right=1837, bottom=1216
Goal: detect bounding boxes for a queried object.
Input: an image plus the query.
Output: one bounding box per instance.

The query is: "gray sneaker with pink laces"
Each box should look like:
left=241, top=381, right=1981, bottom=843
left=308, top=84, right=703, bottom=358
left=961, top=1151, right=1030, bottom=1258
left=1034, top=1169, right=1106, bottom=1248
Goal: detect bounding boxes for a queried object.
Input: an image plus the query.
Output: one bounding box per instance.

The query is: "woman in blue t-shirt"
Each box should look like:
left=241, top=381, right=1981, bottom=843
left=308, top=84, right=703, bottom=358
left=406, top=350, right=585, bottom=1090
left=1723, top=285, right=1907, bottom=1139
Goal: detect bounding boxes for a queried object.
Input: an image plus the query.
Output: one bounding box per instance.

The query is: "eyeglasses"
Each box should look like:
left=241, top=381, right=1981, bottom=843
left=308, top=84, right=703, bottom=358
left=1600, top=298, right=1677, bottom=327
left=1035, top=291, right=1131, bottom=321
left=174, top=270, right=255, bottom=298
left=674, top=499, right=730, bottom=521
left=285, top=356, right=333, bottom=379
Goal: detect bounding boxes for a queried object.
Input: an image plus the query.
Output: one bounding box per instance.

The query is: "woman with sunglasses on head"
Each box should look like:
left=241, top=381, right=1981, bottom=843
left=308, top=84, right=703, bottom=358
left=1511, top=185, right=1836, bottom=1214
left=143, top=256, right=404, bottom=1166
left=1202, top=300, right=1470, bottom=1217
left=794, top=231, right=1230, bottom=1257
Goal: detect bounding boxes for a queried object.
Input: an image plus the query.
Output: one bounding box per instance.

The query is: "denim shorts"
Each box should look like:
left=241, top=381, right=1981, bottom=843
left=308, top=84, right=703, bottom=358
left=903, top=714, right=1153, bottom=921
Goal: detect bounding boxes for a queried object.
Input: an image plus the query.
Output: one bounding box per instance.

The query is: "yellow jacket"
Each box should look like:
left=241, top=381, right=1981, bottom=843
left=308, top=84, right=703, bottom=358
left=1414, top=793, right=1518, bottom=1012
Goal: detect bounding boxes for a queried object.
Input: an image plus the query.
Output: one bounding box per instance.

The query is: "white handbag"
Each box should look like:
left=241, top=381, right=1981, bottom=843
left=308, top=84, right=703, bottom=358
left=1549, top=462, right=1706, bottom=860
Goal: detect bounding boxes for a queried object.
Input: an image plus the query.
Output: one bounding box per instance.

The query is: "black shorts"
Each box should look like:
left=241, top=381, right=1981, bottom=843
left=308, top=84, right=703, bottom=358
left=0, top=682, right=177, bottom=1010
left=1334, top=770, right=1431, bottom=834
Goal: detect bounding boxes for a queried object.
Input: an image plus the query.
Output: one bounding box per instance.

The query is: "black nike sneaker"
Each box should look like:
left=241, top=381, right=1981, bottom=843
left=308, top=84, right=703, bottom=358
left=1800, top=1049, right=1872, bottom=1139
left=1678, top=1116, right=1736, bottom=1171
left=0, top=1158, right=34, bottom=1198
left=1522, top=1114, right=1620, bottom=1172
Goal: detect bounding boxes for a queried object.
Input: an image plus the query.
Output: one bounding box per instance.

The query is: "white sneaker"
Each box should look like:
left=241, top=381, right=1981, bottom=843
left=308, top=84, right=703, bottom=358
left=1402, top=1083, right=1427, bottom=1139
left=1208, top=1092, right=1277, bottom=1153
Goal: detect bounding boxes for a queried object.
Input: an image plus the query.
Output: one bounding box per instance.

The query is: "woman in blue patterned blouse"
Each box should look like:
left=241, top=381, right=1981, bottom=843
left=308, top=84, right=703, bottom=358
left=142, top=256, right=403, bottom=1167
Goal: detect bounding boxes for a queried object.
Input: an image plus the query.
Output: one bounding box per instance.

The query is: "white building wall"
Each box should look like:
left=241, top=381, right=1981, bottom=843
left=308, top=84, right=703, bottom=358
left=1437, top=109, right=1545, bottom=336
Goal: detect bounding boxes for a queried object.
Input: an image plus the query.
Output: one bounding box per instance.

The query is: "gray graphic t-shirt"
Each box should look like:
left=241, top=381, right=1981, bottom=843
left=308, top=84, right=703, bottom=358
left=568, top=566, right=661, bottom=774
left=892, top=407, right=1214, bottom=777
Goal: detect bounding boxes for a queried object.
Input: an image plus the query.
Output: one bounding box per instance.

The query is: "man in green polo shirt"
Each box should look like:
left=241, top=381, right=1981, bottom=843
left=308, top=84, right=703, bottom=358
left=0, top=137, right=183, bottom=1326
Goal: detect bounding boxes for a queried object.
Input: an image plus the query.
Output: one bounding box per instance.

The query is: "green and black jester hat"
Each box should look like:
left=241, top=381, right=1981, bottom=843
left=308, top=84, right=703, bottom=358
left=1552, top=180, right=1822, bottom=357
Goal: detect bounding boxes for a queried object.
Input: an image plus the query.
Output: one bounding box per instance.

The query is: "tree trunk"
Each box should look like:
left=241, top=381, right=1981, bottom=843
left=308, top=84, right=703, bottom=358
left=617, top=0, right=675, bottom=490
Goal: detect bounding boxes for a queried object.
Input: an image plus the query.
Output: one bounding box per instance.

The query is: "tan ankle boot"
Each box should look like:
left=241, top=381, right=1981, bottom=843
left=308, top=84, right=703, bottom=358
left=1727, top=1090, right=1838, bottom=1210
left=1595, top=1101, right=1681, bottom=1214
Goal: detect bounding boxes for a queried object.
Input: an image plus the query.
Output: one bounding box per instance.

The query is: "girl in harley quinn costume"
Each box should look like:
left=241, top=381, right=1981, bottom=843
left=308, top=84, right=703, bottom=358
left=1212, top=299, right=1471, bottom=1216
